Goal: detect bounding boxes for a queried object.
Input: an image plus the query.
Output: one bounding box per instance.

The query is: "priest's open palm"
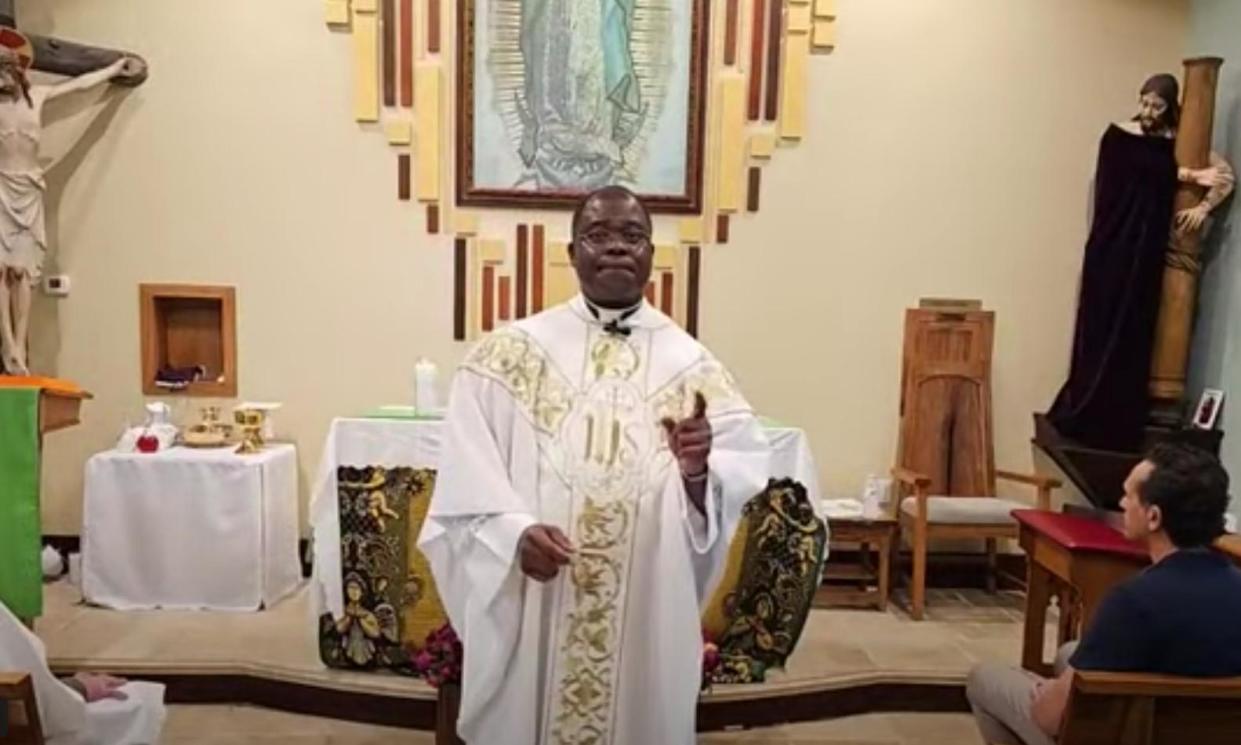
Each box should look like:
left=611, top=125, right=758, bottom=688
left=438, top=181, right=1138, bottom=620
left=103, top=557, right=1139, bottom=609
left=661, top=392, right=712, bottom=477
left=519, top=524, right=574, bottom=582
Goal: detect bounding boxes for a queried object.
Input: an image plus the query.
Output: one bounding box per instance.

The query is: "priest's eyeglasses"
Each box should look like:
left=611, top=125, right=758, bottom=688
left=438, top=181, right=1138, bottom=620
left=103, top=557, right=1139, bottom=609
left=579, top=227, right=651, bottom=251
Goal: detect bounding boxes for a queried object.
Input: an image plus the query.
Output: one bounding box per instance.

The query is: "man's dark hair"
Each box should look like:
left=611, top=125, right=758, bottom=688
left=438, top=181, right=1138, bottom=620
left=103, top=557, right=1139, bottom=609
left=570, top=185, right=652, bottom=238
left=1139, top=73, right=1181, bottom=130
left=1139, top=442, right=1230, bottom=548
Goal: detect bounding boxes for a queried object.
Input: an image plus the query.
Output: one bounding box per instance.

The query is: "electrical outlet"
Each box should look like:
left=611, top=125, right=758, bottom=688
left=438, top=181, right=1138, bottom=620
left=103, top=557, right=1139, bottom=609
left=43, top=275, right=71, bottom=297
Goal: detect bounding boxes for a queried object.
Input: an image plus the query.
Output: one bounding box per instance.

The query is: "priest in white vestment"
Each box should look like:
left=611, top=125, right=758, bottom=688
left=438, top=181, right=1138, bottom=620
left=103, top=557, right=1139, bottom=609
left=0, top=601, right=166, bottom=744
left=418, top=186, right=771, bottom=744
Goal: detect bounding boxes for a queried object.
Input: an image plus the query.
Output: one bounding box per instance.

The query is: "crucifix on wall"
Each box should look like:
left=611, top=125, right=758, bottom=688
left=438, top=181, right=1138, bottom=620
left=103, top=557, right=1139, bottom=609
left=0, top=1, right=147, bottom=84
left=0, top=0, right=146, bottom=375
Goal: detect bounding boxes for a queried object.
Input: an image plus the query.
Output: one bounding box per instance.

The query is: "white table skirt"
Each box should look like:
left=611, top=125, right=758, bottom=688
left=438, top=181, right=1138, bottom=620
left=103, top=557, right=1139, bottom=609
left=82, top=444, right=301, bottom=611
left=310, top=417, right=822, bottom=621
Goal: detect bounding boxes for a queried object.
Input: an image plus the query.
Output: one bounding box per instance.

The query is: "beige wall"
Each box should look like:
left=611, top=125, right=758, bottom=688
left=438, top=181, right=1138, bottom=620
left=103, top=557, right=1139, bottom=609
left=1188, top=0, right=1241, bottom=525
left=24, top=0, right=1188, bottom=534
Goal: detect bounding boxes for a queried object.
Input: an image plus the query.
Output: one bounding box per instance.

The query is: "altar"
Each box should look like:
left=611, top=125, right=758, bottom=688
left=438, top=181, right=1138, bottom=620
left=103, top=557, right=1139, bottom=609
left=308, top=413, right=824, bottom=672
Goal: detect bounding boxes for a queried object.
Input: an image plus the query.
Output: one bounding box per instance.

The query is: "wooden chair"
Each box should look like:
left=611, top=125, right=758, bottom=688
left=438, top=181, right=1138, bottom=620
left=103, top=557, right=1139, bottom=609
left=892, top=467, right=1058, bottom=619
left=892, top=302, right=1060, bottom=620
left=1060, top=670, right=1241, bottom=745
left=0, top=672, right=45, bottom=745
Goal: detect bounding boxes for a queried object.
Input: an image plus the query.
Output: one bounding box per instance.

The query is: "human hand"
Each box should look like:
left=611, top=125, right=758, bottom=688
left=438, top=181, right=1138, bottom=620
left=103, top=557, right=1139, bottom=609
left=1195, top=166, right=1227, bottom=188
left=120, top=57, right=146, bottom=78
left=661, top=392, right=712, bottom=478
left=73, top=673, right=128, bottom=702
left=1176, top=203, right=1209, bottom=234
left=1179, top=166, right=1222, bottom=187
left=112, top=55, right=149, bottom=87
left=518, top=524, right=573, bottom=582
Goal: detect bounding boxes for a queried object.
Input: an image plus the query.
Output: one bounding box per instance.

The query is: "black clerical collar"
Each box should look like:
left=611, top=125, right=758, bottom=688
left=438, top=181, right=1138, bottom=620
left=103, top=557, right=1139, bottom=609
left=585, top=299, right=642, bottom=337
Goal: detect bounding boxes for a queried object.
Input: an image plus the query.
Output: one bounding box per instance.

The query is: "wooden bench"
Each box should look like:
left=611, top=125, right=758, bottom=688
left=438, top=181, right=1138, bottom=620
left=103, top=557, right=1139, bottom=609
left=0, top=672, right=44, bottom=745
left=1061, top=670, right=1241, bottom=745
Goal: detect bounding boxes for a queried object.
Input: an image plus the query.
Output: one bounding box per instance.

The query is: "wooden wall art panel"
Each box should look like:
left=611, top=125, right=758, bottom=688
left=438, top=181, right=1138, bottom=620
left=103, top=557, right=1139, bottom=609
left=325, top=0, right=838, bottom=339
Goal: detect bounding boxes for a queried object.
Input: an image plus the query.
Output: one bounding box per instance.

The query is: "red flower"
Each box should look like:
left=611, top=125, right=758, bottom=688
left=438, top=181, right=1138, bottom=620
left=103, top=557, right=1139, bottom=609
left=701, top=630, right=722, bottom=691
left=413, top=623, right=463, bottom=688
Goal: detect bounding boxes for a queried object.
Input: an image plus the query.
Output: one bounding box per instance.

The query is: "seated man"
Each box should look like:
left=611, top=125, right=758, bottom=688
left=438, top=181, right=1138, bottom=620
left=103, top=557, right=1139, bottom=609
left=967, top=443, right=1241, bottom=745
left=1, top=600, right=166, bottom=744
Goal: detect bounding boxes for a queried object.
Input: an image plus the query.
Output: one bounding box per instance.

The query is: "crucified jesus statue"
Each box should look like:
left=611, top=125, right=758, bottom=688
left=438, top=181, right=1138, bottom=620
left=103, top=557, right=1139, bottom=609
left=0, top=0, right=146, bottom=375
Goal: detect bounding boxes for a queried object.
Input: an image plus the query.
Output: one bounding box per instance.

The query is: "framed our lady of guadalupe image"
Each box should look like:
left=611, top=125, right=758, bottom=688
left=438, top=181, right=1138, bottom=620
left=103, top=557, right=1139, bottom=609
left=455, top=0, right=710, bottom=213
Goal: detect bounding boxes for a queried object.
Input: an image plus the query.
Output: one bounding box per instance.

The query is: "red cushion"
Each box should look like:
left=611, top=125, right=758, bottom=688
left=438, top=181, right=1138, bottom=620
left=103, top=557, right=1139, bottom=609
left=1012, top=509, right=1148, bottom=560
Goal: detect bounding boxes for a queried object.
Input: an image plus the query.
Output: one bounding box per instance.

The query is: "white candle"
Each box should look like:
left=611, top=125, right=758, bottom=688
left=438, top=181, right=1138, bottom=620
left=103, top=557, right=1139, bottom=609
left=415, top=358, right=439, bottom=413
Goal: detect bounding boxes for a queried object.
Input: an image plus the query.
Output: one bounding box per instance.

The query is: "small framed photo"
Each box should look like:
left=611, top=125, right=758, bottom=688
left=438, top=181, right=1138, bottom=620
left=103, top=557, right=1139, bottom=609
left=1192, top=389, right=1225, bottom=430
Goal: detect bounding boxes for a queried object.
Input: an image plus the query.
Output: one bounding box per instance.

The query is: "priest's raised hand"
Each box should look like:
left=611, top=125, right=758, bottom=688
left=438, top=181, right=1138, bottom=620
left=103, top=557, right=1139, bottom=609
left=662, top=391, right=713, bottom=513
left=518, top=524, right=574, bottom=582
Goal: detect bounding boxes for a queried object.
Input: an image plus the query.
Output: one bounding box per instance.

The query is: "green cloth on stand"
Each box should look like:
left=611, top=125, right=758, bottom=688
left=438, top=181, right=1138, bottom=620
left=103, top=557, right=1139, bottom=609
left=361, top=405, right=445, bottom=421
left=0, top=387, right=42, bottom=619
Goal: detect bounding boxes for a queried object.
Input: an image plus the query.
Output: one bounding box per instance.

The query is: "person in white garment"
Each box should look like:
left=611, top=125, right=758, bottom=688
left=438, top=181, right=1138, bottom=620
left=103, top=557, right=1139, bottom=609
left=0, top=600, right=166, bottom=744
left=418, top=185, right=772, bottom=745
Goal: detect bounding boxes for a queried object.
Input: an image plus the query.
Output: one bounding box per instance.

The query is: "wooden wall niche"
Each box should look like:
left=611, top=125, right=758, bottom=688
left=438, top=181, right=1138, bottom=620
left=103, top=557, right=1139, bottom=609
left=139, top=284, right=237, bottom=397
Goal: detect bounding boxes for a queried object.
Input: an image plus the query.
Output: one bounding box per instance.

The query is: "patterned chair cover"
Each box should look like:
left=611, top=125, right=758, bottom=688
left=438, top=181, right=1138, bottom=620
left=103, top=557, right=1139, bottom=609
left=320, top=473, right=827, bottom=683
left=701, top=478, right=828, bottom=683
left=318, top=466, right=446, bottom=673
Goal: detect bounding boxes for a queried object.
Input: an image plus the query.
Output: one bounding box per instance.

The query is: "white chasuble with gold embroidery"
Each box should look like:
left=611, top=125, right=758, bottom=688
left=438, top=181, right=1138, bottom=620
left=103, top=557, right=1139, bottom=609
left=418, top=296, right=771, bottom=745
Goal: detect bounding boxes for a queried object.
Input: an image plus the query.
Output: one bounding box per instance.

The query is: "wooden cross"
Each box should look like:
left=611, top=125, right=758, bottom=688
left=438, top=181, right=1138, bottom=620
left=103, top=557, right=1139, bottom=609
left=0, top=0, right=147, bottom=86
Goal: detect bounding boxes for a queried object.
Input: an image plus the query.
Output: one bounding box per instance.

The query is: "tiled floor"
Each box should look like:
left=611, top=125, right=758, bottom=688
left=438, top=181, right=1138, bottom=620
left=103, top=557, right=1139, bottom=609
left=37, top=579, right=1045, bottom=743
left=701, top=713, right=986, bottom=744
left=40, top=580, right=1054, bottom=697
left=162, top=705, right=418, bottom=744
left=161, top=705, right=986, bottom=744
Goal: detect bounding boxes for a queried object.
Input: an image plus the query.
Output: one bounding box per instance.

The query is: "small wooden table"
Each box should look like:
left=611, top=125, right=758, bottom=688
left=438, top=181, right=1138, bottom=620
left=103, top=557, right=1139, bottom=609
left=815, top=516, right=898, bottom=611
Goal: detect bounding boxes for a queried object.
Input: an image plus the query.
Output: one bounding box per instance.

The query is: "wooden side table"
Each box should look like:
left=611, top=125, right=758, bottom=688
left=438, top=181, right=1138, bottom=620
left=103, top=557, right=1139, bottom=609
left=815, top=517, right=898, bottom=611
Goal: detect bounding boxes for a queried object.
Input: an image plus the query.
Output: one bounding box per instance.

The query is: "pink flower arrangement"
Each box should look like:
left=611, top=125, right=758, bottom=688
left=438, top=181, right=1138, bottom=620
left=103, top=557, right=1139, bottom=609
left=413, top=623, right=463, bottom=688
left=701, top=631, right=722, bottom=691
left=414, top=624, right=725, bottom=690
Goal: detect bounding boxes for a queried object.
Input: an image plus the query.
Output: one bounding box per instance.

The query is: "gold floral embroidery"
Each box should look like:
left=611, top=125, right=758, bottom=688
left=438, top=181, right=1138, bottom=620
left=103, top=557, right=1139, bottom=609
left=651, top=357, right=747, bottom=422
left=548, top=331, right=648, bottom=744
left=588, top=335, right=640, bottom=381
left=703, top=480, right=827, bottom=685
left=550, top=495, right=635, bottom=745
left=462, top=328, right=575, bottom=432
left=319, top=467, right=444, bottom=672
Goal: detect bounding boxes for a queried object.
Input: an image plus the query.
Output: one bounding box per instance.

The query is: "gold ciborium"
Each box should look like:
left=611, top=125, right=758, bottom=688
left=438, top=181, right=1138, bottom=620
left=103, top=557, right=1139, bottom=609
left=234, top=407, right=267, bottom=454
left=182, top=406, right=233, bottom=448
